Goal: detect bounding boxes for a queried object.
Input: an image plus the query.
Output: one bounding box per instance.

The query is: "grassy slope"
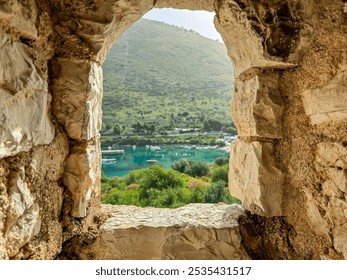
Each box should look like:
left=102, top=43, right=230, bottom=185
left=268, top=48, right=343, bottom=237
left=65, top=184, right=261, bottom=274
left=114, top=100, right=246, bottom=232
left=102, top=18, right=234, bottom=130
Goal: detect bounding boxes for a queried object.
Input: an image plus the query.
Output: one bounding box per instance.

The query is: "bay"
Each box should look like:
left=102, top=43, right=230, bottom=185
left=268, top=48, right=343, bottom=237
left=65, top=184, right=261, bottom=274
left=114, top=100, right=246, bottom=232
left=102, top=145, right=229, bottom=178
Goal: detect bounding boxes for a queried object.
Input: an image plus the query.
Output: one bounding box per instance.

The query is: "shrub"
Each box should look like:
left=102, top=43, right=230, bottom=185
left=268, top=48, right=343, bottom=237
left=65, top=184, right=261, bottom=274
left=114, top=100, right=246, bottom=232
left=139, top=165, right=184, bottom=199
left=187, top=178, right=209, bottom=190
left=172, top=159, right=210, bottom=177
left=204, top=180, right=226, bottom=203
left=185, top=161, right=210, bottom=177
left=204, top=180, right=238, bottom=204
left=144, top=188, right=175, bottom=207
left=125, top=169, right=145, bottom=185
left=101, top=172, right=125, bottom=192
left=190, top=187, right=205, bottom=203
left=214, top=157, right=229, bottom=166
left=102, top=188, right=141, bottom=206
left=211, top=164, right=229, bottom=184
left=171, top=159, right=190, bottom=173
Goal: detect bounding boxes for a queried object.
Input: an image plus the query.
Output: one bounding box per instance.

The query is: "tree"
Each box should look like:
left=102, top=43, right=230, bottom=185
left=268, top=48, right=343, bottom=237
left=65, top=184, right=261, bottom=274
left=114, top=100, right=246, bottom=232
left=185, top=161, right=210, bottom=177
left=211, top=164, right=229, bottom=183
left=214, top=157, right=229, bottom=166
left=203, top=119, right=223, bottom=132
left=113, top=124, right=121, bottom=135
left=172, top=159, right=191, bottom=173
left=172, top=159, right=210, bottom=177
left=205, top=181, right=225, bottom=203
left=139, top=165, right=184, bottom=199
left=105, top=123, right=112, bottom=130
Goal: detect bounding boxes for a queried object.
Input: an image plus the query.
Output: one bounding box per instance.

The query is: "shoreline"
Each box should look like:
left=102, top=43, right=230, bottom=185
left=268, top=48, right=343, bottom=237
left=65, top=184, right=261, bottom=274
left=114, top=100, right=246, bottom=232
left=105, top=143, right=230, bottom=150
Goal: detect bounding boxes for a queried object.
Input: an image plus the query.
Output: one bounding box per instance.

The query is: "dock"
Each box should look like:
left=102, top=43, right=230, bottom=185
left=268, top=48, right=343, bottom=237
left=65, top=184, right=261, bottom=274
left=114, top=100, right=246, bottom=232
left=101, top=149, right=124, bottom=156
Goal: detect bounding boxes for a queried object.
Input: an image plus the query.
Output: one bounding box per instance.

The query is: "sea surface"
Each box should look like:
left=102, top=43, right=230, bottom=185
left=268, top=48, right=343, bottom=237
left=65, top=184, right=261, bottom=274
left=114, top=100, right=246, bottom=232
left=102, top=145, right=229, bottom=178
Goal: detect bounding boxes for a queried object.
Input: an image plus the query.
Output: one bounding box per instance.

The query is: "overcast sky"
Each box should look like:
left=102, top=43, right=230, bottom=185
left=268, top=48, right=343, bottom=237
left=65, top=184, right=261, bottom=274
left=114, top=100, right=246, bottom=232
left=143, top=8, right=223, bottom=42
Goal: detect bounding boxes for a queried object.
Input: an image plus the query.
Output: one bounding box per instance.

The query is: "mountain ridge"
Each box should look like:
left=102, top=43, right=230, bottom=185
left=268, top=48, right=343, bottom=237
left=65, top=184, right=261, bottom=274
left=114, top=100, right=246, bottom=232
left=102, top=18, right=235, bottom=134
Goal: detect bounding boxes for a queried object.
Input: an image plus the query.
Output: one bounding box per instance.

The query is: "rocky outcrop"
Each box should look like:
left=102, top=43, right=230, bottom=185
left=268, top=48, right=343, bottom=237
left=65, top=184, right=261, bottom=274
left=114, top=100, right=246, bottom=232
left=52, top=58, right=103, bottom=141
left=301, top=69, right=347, bottom=125
left=79, top=204, right=249, bottom=260
left=0, top=0, right=347, bottom=260
left=5, top=168, right=40, bottom=258
left=0, top=35, right=54, bottom=158
left=63, top=139, right=101, bottom=218
left=229, top=140, right=284, bottom=216
left=232, top=69, right=284, bottom=138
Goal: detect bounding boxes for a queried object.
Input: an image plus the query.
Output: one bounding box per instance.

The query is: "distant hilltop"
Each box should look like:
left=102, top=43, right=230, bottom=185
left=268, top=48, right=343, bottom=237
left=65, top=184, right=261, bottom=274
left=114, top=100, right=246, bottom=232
left=102, top=18, right=235, bottom=134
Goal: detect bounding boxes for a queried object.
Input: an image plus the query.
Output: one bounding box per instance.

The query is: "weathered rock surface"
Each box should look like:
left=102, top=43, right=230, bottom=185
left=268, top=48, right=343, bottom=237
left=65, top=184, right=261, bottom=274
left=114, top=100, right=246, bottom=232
left=52, top=58, right=103, bottom=141
left=80, top=204, right=250, bottom=260
left=63, top=138, right=101, bottom=218
left=232, top=69, right=283, bottom=138
left=301, top=69, right=347, bottom=125
left=214, top=1, right=296, bottom=77
left=4, top=168, right=40, bottom=258
left=229, top=139, right=284, bottom=216
left=314, top=141, right=347, bottom=258
left=0, top=35, right=54, bottom=159
left=0, top=0, right=38, bottom=40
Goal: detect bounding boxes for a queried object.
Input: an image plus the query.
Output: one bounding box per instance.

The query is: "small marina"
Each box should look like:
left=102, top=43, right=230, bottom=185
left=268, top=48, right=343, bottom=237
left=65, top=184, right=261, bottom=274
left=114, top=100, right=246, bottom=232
left=102, top=145, right=229, bottom=178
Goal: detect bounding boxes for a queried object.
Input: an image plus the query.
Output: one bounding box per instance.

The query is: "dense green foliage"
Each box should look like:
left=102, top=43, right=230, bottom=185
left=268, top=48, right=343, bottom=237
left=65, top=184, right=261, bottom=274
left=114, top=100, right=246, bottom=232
left=171, top=159, right=210, bottom=177
left=102, top=165, right=203, bottom=208
left=101, top=133, right=227, bottom=147
left=204, top=180, right=234, bottom=203
left=211, top=164, right=229, bottom=183
left=101, top=158, right=239, bottom=208
left=214, top=157, right=229, bottom=166
left=102, top=19, right=236, bottom=140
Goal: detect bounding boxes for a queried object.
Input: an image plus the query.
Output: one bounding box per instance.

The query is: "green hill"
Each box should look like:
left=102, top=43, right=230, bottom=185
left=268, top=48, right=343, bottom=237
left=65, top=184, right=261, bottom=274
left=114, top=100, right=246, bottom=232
left=102, top=18, right=235, bottom=136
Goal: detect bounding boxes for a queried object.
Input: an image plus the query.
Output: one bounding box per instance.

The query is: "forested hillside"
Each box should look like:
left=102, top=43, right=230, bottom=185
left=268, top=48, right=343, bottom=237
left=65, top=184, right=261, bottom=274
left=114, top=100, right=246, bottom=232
left=102, top=18, right=235, bottom=137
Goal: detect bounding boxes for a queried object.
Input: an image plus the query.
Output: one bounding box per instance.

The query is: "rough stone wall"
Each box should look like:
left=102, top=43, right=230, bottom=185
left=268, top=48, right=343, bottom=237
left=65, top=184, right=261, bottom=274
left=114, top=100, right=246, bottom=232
left=0, top=0, right=346, bottom=260
left=0, top=0, right=62, bottom=259
left=228, top=0, right=347, bottom=259
left=0, top=0, right=103, bottom=259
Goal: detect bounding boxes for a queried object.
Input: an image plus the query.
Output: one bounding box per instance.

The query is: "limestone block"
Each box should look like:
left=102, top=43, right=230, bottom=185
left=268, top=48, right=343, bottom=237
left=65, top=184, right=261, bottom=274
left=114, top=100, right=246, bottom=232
left=0, top=36, right=54, bottom=159
left=63, top=139, right=101, bottom=218
left=316, top=142, right=347, bottom=194
left=232, top=72, right=283, bottom=138
left=52, top=58, right=102, bottom=140
left=4, top=168, right=41, bottom=258
left=327, top=169, right=347, bottom=194
left=229, top=140, right=284, bottom=216
left=333, top=225, right=347, bottom=259
left=214, top=2, right=296, bottom=77
left=306, top=199, right=330, bottom=241
left=80, top=204, right=250, bottom=260
left=316, top=142, right=347, bottom=169
left=301, top=70, right=347, bottom=125
left=0, top=0, right=38, bottom=39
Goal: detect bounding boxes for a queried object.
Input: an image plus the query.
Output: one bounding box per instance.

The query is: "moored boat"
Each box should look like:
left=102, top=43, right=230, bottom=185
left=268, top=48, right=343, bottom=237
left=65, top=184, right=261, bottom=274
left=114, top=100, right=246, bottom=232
left=102, top=159, right=117, bottom=166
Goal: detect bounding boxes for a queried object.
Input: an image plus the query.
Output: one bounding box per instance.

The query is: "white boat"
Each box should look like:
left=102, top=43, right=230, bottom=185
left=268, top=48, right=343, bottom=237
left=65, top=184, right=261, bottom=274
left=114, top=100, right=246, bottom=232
left=102, top=159, right=117, bottom=166
left=146, top=159, right=159, bottom=164
left=150, top=145, right=161, bottom=151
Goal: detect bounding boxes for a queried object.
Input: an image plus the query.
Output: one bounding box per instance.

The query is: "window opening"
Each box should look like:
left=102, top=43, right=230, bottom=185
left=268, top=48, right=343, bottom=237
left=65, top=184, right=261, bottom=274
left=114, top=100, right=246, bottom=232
left=100, top=8, right=238, bottom=208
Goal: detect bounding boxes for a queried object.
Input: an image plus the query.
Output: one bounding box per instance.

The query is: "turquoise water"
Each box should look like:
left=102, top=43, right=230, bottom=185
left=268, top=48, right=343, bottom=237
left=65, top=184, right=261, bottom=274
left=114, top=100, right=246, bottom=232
left=102, top=145, right=228, bottom=178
